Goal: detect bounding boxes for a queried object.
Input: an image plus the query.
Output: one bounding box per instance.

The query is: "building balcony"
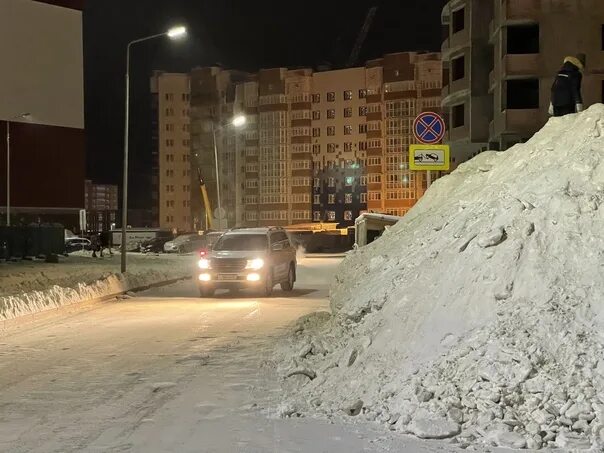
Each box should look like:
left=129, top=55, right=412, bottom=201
left=503, top=0, right=540, bottom=23
left=448, top=28, right=471, bottom=53
left=450, top=124, right=470, bottom=143
left=503, top=54, right=539, bottom=78
left=491, top=108, right=541, bottom=139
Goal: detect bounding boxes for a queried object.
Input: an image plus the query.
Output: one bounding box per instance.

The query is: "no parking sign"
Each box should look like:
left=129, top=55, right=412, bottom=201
left=413, top=112, right=446, bottom=145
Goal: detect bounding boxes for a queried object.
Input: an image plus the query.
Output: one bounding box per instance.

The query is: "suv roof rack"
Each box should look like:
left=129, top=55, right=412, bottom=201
left=227, top=226, right=285, bottom=232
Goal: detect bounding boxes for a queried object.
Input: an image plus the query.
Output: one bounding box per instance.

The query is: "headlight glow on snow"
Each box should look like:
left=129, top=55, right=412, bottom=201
left=245, top=258, right=264, bottom=270
left=247, top=273, right=261, bottom=282
left=198, top=258, right=211, bottom=269
left=198, top=273, right=211, bottom=282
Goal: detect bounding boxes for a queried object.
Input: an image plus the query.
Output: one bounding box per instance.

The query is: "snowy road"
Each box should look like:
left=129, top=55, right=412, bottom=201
left=0, top=257, right=467, bottom=453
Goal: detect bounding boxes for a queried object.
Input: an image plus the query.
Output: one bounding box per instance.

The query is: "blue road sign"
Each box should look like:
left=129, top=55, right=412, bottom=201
left=413, top=112, right=446, bottom=145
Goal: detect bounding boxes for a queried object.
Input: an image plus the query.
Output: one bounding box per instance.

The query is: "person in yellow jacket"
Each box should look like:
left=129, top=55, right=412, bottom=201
left=549, top=54, right=585, bottom=117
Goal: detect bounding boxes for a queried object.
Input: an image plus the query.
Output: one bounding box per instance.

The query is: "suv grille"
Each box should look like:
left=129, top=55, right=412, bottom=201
left=212, top=258, right=247, bottom=273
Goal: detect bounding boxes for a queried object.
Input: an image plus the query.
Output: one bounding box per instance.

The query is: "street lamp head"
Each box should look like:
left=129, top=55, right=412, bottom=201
left=167, top=26, right=187, bottom=39
left=232, top=115, right=247, bottom=128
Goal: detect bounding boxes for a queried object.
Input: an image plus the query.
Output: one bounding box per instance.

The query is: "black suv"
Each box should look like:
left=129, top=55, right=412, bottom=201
left=196, top=227, right=297, bottom=297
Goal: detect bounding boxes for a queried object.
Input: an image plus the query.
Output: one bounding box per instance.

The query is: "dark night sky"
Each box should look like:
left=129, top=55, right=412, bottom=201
left=83, top=0, right=447, bottom=210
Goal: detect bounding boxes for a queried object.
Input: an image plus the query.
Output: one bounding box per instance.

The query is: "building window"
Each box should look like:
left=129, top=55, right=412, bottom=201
left=313, top=110, right=320, bottom=120
left=312, top=94, right=320, bottom=103
left=359, top=124, right=368, bottom=134
left=345, top=176, right=354, bottom=185
left=343, top=90, right=353, bottom=100
left=344, top=125, right=353, bottom=135
left=328, top=177, right=335, bottom=187
left=327, top=126, right=336, bottom=136
left=313, top=211, right=321, bottom=221
left=507, top=25, right=540, bottom=54
left=368, top=191, right=381, bottom=201
left=359, top=141, right=367, bottom=150
left=344, top=211, right=353, bottom=221
left=313, top=144, right=321, bottom=154
left=328, top=194, right=335, bottom=204
left=327, top=92, right=336, bottom=102
left=327, top=143, right=336, bottom=153
left=452, top=56, right=465, bottom=81
left=452, top=7, right=465, bottom=34
left=327, top=211, right=336, bottom=221
left=360, top=176, right=367, bottom=186
left=345, top=193, right=353, bottom=204
left=452, top=104, right=465, bottom=128
left=360, top=192, right=367, bottom=203
left=312, top=128, right=321, bottom=137
left=359, top=106, right=368, bottom=116
left=344, top=142, right=353, bottom=152
left=359, top=89, right=367, bottom=99
left=313, top=194, right=321, bottom=204
left=506, top=79, right=539, bottom=109
left=368, top=174, right=382, bottom=183
left=344, top=107, right=353, bottom=118
left=327, top=109, right=336, bottom=119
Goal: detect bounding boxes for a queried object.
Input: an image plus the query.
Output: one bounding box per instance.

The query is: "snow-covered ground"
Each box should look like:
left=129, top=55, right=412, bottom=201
left=276, top=105, right=604, bottom=451
left=0, top=252, right=196, bottom=321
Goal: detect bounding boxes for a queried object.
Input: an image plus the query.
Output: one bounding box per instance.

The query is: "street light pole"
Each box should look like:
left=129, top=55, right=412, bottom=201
left=211, top=122, right=222, bottom=229
left=5, top=113, right=30, bottom=227
left=121, top=26, right=187, bottom=274
left=6, top=122, right=10, bottom=227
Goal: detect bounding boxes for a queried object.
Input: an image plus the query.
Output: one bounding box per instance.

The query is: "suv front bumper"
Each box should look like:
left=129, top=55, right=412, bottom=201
left=196, top=269, right=266, bottom=289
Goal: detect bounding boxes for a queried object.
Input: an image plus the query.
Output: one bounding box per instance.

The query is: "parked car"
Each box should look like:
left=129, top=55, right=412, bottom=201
left=65, top=237, right=92, bottom=253
left=163, top=233, right=206, bottom=254
left=139, top=236, right=172, bottom=253
left=196, top=227, right=297, bottom=297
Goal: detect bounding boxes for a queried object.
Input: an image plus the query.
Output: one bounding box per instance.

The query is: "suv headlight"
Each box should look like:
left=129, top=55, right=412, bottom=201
left=198, top=258, right=211, bottom=269
left=245, top=258, right=264, bottom=270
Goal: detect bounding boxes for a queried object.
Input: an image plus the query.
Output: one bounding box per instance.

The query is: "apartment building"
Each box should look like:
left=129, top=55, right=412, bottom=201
left=364, top=52, right=443, bottom=217
left=84, top=180, right=118, bottom=232
left=189, top=67, right=249, bottom=229
left=442, top=0, right=604, bottom=161
left=311, top=68, right=367, bottom=224
left=154, top=52, right=442, bottom=229
left=150, top=72, right=191, bottom=232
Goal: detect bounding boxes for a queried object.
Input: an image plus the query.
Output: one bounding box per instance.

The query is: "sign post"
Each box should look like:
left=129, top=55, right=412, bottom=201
left=412, top=111, right=447, bottom=188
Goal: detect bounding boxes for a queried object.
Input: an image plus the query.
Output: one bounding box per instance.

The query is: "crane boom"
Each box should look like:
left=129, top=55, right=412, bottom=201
left=347, top=6, right=378, bottom=68
left=197, top=168, right=213, bottom=230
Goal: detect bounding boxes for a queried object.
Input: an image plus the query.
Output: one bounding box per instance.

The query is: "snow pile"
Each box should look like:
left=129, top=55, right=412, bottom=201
left=0, top=254, right=195, bottom=321
left=276, top=104, right=604, bottom=450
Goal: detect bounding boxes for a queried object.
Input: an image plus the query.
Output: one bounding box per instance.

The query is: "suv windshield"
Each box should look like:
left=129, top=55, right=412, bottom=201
left=213, top=234, right=268, bottom=251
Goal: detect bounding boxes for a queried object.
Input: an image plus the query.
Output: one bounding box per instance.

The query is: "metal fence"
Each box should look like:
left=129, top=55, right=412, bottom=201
left=0, top=225, right=64, bottom=260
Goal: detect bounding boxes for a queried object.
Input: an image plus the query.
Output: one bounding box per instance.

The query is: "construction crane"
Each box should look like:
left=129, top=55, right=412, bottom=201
left=346, top=6, right=378, bottom=68
left=197, top=168, right=213, bottom=230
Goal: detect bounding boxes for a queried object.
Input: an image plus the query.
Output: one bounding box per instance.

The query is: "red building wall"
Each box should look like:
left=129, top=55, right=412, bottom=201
left=0, top=122, right=85, bottom=211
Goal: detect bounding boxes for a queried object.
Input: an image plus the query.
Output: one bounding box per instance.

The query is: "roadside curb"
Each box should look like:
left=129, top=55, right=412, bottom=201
left=0, top=275, right=192, bottom=334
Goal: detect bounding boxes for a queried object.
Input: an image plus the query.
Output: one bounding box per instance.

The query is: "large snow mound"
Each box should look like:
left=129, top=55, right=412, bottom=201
left=276, top=105, right=604, bottom=450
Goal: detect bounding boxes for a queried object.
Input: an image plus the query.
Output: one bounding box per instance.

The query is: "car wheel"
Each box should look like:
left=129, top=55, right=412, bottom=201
left=262, top=270, right=273, bottom=297
left=199, top=286, right=215, bottom=298
left=280, top=264, right=295, bottom=292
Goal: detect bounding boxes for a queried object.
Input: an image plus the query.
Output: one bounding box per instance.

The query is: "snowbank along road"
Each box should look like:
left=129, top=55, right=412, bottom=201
left=276, top=105, right=604, bottom=451
left=0, top=257, right=462, bottom=453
